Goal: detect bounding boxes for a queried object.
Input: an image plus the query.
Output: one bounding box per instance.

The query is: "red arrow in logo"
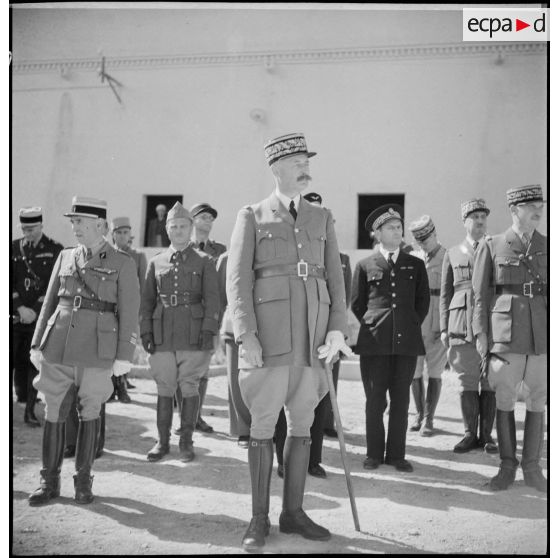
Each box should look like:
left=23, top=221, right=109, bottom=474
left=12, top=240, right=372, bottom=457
left=516, top=19, right=530, bottom=31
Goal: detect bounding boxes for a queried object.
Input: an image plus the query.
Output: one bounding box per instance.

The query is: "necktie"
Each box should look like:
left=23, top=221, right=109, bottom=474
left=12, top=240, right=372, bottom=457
left=387, top=252, right=395, bottom=269
left=85, top=248, right=93, bottom=260
left=289, top=200, right=298, bottom=221
left=472, top=241, right=479, bottom=251
left=199, top=241, right=205, bottom=251
left=522, top=234, right=530, bottom=250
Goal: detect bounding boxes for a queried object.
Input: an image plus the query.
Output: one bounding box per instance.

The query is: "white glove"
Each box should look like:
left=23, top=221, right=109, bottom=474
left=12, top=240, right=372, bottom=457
left=111, top=359, right=132, bottom=377
left=317, top=330, right=353, bottom=364
left=30, top=349, right=44, bottom=370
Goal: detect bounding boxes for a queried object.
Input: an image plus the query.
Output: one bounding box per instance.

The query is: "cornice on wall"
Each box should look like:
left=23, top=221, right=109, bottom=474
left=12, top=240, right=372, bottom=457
left=12, top=42, right=547, bottom=74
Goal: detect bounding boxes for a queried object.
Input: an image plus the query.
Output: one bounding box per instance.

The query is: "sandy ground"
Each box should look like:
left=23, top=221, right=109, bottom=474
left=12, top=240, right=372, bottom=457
left=11, top=364, right=548, bottom=555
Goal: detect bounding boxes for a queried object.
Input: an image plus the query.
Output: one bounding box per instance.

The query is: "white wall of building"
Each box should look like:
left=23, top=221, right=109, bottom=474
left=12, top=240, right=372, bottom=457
left=11, top=5, right=547, bottom=251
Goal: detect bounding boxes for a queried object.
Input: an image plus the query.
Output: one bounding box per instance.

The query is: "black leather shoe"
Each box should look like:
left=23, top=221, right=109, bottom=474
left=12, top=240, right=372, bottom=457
left=489, top=467, right=516, bottom=491
left=64, top=445, right=76, bottom=458
left=385, top=458, right=414, bottom=472
left=195, top=418, right=214, bottom=433
left=241, top=514, right=271, bottom=551
left=279, top=509, right=331, bottom=541
left=323, top=428, right=338, bottom=438
left=523, top=469, right=547, bottom=493
left=454, top=434, right=479, bottom=453
left=237, top=436, right=249, bottom=449
left=308, top=464, right=327, bottom=478
left=277, top=464, right=284, bottom=478
left=363, top=457, right=382, bottom=470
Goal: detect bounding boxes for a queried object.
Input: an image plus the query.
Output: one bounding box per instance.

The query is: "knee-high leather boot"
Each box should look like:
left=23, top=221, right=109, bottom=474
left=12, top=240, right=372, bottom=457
left=179, top=395, right=200, bottom=462
left=24, top=370, right=41, bottom=427
left=478, top=391, right=498, bottom=453
left=115, top=375, right=131, bottom=404
left=95, top=404, right=106, bottom=459
left=490, top=410, right=518, bottom=491
left=409, top=378, right=424, bottom=431
left=453, top=391, right=480, bottom=453
left=147, top=396, right=173, bottom=461
left=195, top=376, right=214, bottom=433
left=279, top=436, right=330, bottom=541
left=241, top=438, right=273, bottom=551
left=421, top=378, right=442, bottom=436
left=28, top=421, right=66, bottom=506
left=73, top=419, right=98, bottom=504
left=521, top=411, right=547, bottom=493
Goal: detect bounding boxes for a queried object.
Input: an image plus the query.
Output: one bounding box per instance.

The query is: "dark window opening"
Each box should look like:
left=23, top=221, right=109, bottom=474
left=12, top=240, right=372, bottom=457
left=144, top=195, right=183, bottom=247
left=357, top=194, right=406, bottom=249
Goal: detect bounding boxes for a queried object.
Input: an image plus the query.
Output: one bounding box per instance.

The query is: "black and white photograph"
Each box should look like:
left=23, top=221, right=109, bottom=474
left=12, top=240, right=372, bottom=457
left=9, top=2, right=548, bottom=554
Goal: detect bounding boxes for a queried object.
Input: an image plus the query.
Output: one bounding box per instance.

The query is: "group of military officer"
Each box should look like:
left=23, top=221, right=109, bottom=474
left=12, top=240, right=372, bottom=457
left=13, top=131, right=546, bottom=550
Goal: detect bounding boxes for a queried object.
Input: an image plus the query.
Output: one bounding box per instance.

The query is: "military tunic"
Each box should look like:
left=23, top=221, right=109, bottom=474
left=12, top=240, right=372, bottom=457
left=411, top=244, right=447, bottom=380
left=440, top=239, right=490, bottom=391
left=140, top=244, right=220, bottom=397
left=472, top=228, right=547, bottom=412
left=120, top=245, right=148, bottom=294
left=11, top=234, right=63, bottom=399
left=31, top=242, right=140, bottom=421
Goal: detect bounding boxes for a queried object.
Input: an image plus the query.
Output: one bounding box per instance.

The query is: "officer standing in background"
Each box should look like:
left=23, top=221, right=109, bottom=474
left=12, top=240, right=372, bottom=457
left=146, top=204, right=170, bottom=248
left=408, top=216, right=446, bottom=437
left=140, top=202, right=220, bottom=463
left=183, top=202, right=227, bottom=434
left=11, top=207, right=63, bottom=425
left=28, top=197, right=140, bottom=506
left=227, top=133, right=350, bottom=550
left=440, top=199, right=497, bottom=454
left=352, top=205, right=429, bottom=473
left=472, top=185, right=547, bottom=493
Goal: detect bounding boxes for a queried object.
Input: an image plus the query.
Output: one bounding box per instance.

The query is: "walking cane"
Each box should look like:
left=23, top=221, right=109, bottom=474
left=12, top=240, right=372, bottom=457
left=324, top=360, right=361, bottom=532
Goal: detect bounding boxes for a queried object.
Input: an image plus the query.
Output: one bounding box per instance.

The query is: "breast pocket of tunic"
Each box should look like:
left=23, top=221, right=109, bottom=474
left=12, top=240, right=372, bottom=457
left=97, top=312, right=118, bottom=360
left=95, top=272, right=117, bottom=301
left=454, top=264, right=472, bottom=282
left=306, top=229, right=326, bottom=262
left=254, top=276, right=291, bottom=357
left=489, top=295, right=513, bottom=344
left=448, top=290, right=468, bottom=339
left=495, top=256, right=521, bottom=284
left=255, top=227, right=289, bottom=262
left=185, top=270, right=202, bottom=292
left=156, top=268, right=173, bottom=292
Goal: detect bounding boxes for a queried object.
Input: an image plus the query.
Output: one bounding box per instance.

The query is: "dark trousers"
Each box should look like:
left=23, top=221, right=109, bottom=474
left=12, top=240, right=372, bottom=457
left=322, top=358, right=340, bottom=431
left=275, top=392, right=329, bottom=467
left=12, top=328, right=36, bottom=401
left=360, top=354, right=417, bottom=462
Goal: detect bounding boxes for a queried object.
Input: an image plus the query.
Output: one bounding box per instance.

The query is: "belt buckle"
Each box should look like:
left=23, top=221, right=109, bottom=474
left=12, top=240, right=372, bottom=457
left=297, top=260, right=308, bottom=280
left=523, top=281, right=534, bottom=298
left=73, top=295, right=82, bottom=308
left=170, top=294, right=178, bottom=307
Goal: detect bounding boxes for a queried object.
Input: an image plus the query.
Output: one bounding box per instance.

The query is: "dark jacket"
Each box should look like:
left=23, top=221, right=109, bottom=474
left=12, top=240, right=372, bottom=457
left=351, top=248, right=430, bottom=356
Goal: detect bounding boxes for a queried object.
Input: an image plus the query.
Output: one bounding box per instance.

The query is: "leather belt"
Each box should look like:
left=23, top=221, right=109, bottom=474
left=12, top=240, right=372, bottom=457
left=430, top=288, right=441, bottom=296
left=159, top=293, right=202, bottom=307
left=495, top=283, right=547, bottom=298
left=59, top=295, right=116, bottom=313
left=453, top=282, right=472, bottom=292
left=254, top=262, right=326, bottom=281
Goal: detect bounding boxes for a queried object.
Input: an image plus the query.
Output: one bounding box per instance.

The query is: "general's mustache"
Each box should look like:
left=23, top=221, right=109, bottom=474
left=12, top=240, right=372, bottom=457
left=297, top=174, right=312, bottom=182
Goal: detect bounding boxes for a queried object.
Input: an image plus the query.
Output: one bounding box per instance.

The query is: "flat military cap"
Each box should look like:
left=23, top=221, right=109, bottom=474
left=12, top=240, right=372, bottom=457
left=190, top=203, right=218, bottom=219
left=365, top=204, right=403, bottom=232
left=506, top=184, right=546, bottom=206
left=303, top=192, right=322, bottom=205
left=264, top=132, right=316, bottom=166
left=461, top=198, right=490, bottom=221
left=64, top=196, right=107, bottom=219
left=167, top=201, right=192, bottom=222
left=19, top=207, right=42, bottom=224
left=409, top=215, right=436, bottom=241
left=111, top=216, right=131, bottom=231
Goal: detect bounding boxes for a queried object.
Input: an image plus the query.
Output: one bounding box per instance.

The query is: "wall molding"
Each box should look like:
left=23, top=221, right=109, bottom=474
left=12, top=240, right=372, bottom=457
left=12, top=42, right=546, bottom=74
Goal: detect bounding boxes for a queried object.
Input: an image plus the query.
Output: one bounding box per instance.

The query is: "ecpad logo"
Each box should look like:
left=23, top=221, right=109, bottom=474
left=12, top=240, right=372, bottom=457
left=463, top=8, right=549, bottom=41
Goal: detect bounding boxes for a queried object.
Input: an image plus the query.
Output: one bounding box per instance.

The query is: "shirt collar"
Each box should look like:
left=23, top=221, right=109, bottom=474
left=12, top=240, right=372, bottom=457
left=80, top=238, right=106, bottom=258
left=512, top=224, right=533, bottom=242
left=275, top=188, right=301, bottom=212
left=379, top=245, right=400, bottom=263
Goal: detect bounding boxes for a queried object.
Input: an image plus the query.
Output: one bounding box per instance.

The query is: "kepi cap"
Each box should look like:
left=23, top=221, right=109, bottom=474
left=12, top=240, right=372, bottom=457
left=506, top=184, right=546, bottom=206
left=264, top=133, right=316, bottom=166
left=111, top=216, right=131, bottom=231
left=303, top=192, right=322, bottom=205
left=409, top=215, right=436, bottom=241
left=190, top=203, right=218, bottom=219
left=461, top=198, right=490, bottom=221
left=64, top=196, right=107, bottom=219
left=19, top=207, right=42, bottom=224
left=167, top=202, right=192, bottom=222
left=365, top=204, right=403, bottom=232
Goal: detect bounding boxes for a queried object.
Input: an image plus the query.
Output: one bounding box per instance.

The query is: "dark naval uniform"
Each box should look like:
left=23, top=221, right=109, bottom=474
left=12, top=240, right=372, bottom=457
left=352, top=247, right=430, bottom=465
left=11, top=234, right=63, bottom=417
left=141, top=231, right=220, bottom=463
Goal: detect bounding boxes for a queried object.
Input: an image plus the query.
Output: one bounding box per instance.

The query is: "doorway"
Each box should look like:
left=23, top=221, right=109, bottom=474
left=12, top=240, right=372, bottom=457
left=143, top=195, right=183, bottom=247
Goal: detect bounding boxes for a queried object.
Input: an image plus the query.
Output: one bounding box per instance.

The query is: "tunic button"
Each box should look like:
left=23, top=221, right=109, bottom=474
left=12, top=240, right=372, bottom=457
left=392, top=303, right=397, bottom=308
left=398, top=333, right=402, bottom=337
left=391, top=283, right=395, bottom=287
left=174, top=283, right=178, bottom=287
left=77, top=288, right=82, bottom=293
left=102, top=277, right=106, bottom=281
left=268, top=233, right=272, bottom=238
left=257, top=298, right=262, bottom=302
left=392, top=293, right=396, bottom=297
left=295, top=228, right=300, bottom=233
left=298, top=243, right=302, bottom=248
left=529, top=256, right=533, bottom=260
left=391, top=271, right=395, bottom=277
